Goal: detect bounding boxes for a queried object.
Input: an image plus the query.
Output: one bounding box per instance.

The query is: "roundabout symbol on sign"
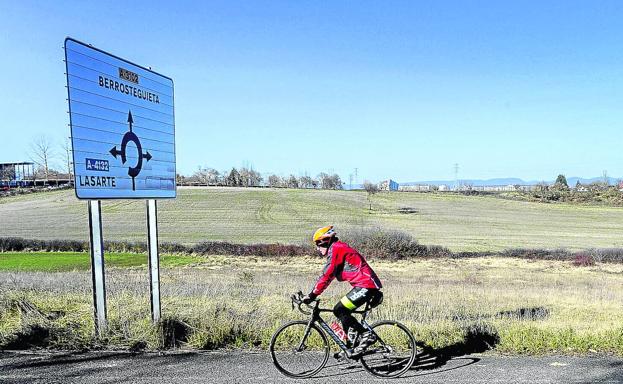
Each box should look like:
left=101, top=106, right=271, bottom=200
left=109, top=110, right=152, bottom=191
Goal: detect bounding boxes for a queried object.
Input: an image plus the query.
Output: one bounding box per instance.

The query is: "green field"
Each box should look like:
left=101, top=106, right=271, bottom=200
left=2, top=187, right=623, bottom=251
left=0, top=252, right=204, bottom=272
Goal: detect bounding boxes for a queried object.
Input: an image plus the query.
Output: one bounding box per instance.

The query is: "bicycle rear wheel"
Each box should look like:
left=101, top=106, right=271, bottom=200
left=360, top=320, right=417, bottom=378
left=269, top=320, right=330, bottom=378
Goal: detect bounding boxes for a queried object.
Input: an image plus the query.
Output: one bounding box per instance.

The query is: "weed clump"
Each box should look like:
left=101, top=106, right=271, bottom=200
left=0, top=297, right=94, bottom=350
left=3, top=324, right=50, bottom=349
left=159, top=316, right=191, bottom=348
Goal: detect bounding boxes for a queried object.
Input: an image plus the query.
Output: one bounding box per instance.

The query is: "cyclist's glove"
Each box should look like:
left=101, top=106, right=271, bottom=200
left=302, top=292, right=317, bottom=304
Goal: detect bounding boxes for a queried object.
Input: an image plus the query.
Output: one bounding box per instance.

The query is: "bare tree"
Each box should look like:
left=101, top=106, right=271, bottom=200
left=299, top=175, right=313, bottom=189
left=0, top=165, right=15, bottom=186
left=363, top=181, right=379, bottom=211
left=268, top=174, right=282, bottom=188
left=207, top=168, right=221, bottom=185
left=62, top=137, right=73, bottom=185
left=317, top=173, right=343, bottom=190
left=286, top=175, right=299, bottom=189
left=330, top=174, right=343, bottom=190
left=318, top=172, right=330, bottom=189
left=30, top=136, right=56, bottom=183
left=191, top=166, right=221, bottom=186
left=191, top=166, right=208, bottom=185
left=240, top=167, right=262, bottom=187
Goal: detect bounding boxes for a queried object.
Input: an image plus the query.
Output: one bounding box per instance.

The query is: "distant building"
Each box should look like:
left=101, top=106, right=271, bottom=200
left=0, top=162, right=34, bottom=187
left=438, top=184, right=449, bottom=192
left=379, top=179, right=399, bottom=191
left=462, top=184, right=521, bottom=192
left=575, top=183, right=589, bottom=192
left=399, top=184, right=431, bottom=192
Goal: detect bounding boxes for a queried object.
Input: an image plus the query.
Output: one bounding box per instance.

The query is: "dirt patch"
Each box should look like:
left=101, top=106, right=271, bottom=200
left=397, top=207, right=419, bottom=214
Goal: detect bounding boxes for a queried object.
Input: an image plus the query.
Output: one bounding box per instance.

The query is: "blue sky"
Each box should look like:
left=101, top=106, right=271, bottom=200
left=1, top=1, right=622, bottom=182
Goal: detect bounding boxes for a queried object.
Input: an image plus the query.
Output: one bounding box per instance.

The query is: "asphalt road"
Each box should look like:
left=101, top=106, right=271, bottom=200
left=1, top=351, right=622, bottom=383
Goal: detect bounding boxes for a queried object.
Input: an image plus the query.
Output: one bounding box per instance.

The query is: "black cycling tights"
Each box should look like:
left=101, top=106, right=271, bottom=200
left=333, top=301, right=365, bottom=335
left=332, top=287, right=380, bottom=335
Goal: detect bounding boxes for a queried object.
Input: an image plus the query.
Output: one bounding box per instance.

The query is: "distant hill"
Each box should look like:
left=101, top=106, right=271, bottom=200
left=399, top=176, right=621, bottom=187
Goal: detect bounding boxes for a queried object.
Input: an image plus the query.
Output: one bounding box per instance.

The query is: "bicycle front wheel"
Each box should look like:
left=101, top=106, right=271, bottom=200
left=269, top=320, right=330, bottom=378
left=360, top=320, right=417, bottom=378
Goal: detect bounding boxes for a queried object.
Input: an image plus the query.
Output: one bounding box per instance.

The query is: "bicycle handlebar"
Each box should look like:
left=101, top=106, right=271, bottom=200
left=290, top=291, right=318, bottom=315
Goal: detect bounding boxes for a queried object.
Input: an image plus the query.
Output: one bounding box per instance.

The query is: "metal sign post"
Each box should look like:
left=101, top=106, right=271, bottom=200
left=88, top=200, right=107, bottom=334
left=146, top=199, right=161, bottom=322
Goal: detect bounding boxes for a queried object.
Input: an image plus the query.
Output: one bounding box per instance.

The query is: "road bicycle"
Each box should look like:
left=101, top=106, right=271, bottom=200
left=269, top=291, right=417, bottom=378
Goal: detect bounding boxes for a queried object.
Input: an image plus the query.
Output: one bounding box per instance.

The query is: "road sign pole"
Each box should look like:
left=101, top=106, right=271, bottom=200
left=88, top=200, right=107, bottom=335
left=147, top=199, right=161, bottom=322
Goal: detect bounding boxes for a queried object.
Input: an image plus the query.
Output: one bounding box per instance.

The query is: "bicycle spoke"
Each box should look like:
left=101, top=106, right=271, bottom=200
left=360, top=321, right=417, bottom=378
left=270, top=321, right=329, bottom=378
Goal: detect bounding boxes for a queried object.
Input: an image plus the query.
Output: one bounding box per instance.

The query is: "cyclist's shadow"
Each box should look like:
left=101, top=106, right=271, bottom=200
left=313, top=328, right=499, bottom=379
left=407, top=328, right=500, bottom=376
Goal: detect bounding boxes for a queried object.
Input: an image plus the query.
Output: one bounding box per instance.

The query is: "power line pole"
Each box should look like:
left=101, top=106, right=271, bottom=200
left=454, top=163, right=459, bottom=191
left=349, top=173, right=353, bottom=190
left=354, top=168, right=358, bottom=186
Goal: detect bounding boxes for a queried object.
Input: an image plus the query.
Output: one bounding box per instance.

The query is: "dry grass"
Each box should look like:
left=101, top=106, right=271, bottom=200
left=1, top=256, right=622, bottom=354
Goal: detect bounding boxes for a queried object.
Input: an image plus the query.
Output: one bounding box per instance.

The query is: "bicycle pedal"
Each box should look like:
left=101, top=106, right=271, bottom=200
left=345, top=349, right=362, bottom=360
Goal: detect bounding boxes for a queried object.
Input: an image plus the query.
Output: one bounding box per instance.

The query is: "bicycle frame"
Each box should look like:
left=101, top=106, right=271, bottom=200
left=300, top=301, right=379, bottom=355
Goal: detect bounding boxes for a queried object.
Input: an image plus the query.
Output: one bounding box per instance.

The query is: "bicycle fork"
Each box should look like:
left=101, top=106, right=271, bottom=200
left=295, top=319, right=316, bottom=352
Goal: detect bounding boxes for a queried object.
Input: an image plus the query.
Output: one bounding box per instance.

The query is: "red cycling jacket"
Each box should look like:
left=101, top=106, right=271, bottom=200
left=312, top=241, right=382, bottom=296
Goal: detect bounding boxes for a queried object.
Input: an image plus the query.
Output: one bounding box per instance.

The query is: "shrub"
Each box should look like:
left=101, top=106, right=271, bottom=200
left=42, top=240, right=86, bottom=252
left=341, top=228, right=451, bottom=259
left=0, top=238, right=88, bottom=252
left=572, top=253, right=596, bottom=267
left=160, top=242, right=191, bottom=254
left=498, top=248, right=623, bottom=264
left=191, top=242, right=309, bottom=257
left=3, top=236, right=623, bottom=265
left=105, top=241, right=147, bottom=254
left=500, top=248, right=572, bottom=261
left=587, top=248, right=623, bottom=263
left=0, top=237, right=27, bottom=252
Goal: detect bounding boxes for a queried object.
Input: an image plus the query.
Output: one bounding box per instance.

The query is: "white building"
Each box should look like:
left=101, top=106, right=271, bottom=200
left=398, top=184, right=431, bottom=192
left=379, top=179, right=399, bottom=191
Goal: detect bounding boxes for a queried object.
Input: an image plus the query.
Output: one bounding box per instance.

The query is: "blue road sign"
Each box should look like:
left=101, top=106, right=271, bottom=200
left=64, top=37, right=176, bottom=199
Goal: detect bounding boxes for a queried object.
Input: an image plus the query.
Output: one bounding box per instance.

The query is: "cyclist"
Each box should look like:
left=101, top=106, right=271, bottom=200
left=302, top=225, right=383, bottom=356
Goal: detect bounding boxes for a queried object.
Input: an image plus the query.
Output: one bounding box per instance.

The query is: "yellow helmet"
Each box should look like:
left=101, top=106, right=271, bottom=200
left=313, top=225, right=336, bottom=245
